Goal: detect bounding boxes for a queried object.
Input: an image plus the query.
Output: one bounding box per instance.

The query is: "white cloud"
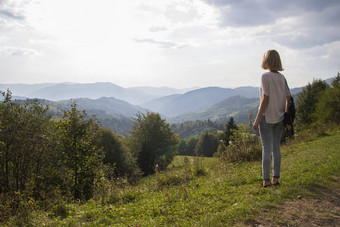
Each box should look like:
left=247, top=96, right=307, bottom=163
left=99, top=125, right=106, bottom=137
left=134, top=38, right=187, bottom=49
left=0, top=0, right=339, bottom=89
left=149, top=26, right=167, bottom=32
left=0, top=45, right=41, bottom=56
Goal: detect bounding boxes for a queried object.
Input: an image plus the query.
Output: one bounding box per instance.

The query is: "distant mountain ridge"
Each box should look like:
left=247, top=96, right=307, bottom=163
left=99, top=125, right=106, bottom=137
left=58, top=97, right=148, bottom=117
left=168, top=96, right=259, bottom=123
left=0, top=82, right=300, bottom=122
left=0, top=82, right=261, bottom=119
left=142, top=94, right=181, bottom=113
left=34, top=97, right=139, bottom=136
left=146, top=86, right=259, bottom=117
left=2, top=77, right=336, bottom=137
left=0, top=82, right=193, bottom=105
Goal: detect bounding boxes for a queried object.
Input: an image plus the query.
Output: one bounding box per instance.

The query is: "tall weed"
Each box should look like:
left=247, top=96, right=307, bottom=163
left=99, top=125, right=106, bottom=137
left=156, top=169, right=192, bottom=189
left=1, top=191, right=38, bottom=225
left=155, top=155, right=208, bottom=189
left=192, top=155, right=207, bottom=176
left=218, top=125, right=262, bottom=162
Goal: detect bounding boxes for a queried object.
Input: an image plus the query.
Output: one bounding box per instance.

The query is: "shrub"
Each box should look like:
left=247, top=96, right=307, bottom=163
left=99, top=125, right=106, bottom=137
left=1, top=191, right=38, bottom=225
left=0, top=194, right=11, bottom=223
left=121, top=188, right=138, bottom=203
left=156, top=172, right=187, bottom=188
left=51, top=202, right=71, bottom=219
left=218, top=125, right=262, bottom=162
left=192, top=155, right=207, bottom=176
left=156, top=145, right=178, bottom=171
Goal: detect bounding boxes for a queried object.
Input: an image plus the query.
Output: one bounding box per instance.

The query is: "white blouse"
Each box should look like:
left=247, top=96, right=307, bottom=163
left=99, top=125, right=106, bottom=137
left=260, top=72, right=290, bottom=124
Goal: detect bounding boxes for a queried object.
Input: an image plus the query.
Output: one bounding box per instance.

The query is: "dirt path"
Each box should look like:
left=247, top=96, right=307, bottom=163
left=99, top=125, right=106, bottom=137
left=243, top=177, right=340, bottom=226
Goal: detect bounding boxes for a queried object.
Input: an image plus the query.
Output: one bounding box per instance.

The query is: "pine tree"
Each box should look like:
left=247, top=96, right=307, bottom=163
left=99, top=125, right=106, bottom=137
left=224, top=117, right=238, bottom=146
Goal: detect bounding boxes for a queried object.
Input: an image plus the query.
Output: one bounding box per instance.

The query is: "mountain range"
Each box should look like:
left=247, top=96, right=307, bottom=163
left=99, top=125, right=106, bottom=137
left=0, top=82, right=193, bottom=105
left=1, top=78, right=334, bottom=136
left=144, top=86, right=260, bottom=117
left=1, top=82, right=262, bottom=120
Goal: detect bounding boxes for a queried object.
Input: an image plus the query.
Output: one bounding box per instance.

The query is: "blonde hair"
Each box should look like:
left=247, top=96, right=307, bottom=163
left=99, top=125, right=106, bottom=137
left=261, top=50, right=283, bottom=71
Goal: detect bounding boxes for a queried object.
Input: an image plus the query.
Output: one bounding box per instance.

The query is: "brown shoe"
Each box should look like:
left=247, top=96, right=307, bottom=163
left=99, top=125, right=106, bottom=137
left=259, top=182, right=272, bottom=188
left=271, top=181, right=280, bottom=186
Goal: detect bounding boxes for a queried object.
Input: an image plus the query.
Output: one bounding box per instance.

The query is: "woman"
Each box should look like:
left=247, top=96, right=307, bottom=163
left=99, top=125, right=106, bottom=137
left=253, top=50, right=290, bottom=188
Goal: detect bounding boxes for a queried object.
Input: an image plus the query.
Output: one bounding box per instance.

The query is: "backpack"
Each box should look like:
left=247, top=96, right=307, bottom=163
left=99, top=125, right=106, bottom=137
left=283, top=79, right=296, bottom=136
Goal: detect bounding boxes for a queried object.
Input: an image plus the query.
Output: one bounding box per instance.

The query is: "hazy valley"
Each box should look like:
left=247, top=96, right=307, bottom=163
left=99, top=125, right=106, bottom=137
left=0, top=81, right=316, bottom=137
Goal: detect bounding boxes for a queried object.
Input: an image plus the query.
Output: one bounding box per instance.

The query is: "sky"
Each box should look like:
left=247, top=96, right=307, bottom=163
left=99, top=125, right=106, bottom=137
left=0, top=0, right=339, bottom=89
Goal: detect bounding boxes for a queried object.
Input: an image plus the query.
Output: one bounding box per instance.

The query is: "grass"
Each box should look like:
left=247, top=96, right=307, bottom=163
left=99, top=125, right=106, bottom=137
left=4, top=129, right=340, bottom=226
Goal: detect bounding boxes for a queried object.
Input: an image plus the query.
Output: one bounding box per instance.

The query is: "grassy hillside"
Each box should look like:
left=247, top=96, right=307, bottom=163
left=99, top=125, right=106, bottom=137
left=7, top=129, right=340, bottom=226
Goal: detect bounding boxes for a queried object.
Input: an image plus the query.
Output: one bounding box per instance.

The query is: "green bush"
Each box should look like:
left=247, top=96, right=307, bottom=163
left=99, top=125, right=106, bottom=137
left=156, top=172, right=188, bottom=188
left=155, top=155, right=208, bottom=189
left=122, top=188, right=138, bottom=203
left=51, top=203, right=71, bottom=219
left=218, top=125, right=262, bottom=162
left=192, top=156, right=207, bottom=176
left=1, top=191, right=39, bottom=225
left=0, top=194, right=12, bottom=223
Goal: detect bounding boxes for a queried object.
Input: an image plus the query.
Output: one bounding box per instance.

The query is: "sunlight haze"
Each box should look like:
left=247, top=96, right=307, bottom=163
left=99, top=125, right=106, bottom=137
left=1, top=0, right=339, bottom=88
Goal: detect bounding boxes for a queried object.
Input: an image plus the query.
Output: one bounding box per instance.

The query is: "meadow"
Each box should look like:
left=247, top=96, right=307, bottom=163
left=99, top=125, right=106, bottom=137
left=6, top=128, right=340, bottom=226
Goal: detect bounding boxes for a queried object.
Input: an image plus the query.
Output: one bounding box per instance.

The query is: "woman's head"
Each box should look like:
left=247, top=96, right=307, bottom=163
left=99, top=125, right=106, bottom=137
left=261, top=50, right=283, bottom=72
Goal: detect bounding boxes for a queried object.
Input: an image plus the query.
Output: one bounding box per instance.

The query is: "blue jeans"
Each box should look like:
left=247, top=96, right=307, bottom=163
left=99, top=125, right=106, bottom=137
left=259, top=116, right=284, bottom=181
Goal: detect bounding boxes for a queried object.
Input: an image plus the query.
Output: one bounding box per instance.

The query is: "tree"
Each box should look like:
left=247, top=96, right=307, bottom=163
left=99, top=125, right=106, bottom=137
left=98, top=127, right=139, bottom=179
left=99, top=128, right=125, bottom=173
left=57, top=103, right=103, bottom=200
left=0, top=90, right=68, bottom=222
left=0, top=90, right=53, bottom=194
left=185, top=137, right=199, bottom=156
left=296, top=79, right=328, bottom=129
left=196, top=132, right=218, bottom=157
left=177, top=139, right=187, bottom=155
left=224, top=117, right=238, bottom=146
left=314, top=73, right=340, bottom=125
left=129, top=112, right=178, bottom=175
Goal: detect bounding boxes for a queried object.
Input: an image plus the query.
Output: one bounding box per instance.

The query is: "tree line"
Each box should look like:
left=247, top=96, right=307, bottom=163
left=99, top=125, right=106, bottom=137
left=0, top=90, right=177, bottom=221
left=171, top=119, right=225, bottom=139
left=295, top=73, right=340, bottom=129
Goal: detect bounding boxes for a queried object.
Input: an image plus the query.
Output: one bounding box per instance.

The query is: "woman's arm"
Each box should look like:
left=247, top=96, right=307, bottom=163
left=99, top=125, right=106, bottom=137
left=253, top=95, right=269, bottom=131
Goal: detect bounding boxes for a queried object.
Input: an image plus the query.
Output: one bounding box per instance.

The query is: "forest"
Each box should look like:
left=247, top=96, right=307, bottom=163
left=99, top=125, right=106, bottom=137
left=0, top=74, right=339, bottom=224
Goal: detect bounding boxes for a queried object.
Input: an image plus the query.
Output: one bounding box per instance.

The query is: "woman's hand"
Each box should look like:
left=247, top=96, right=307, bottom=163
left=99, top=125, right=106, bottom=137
left=253, top=95, right=268, bottom=131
